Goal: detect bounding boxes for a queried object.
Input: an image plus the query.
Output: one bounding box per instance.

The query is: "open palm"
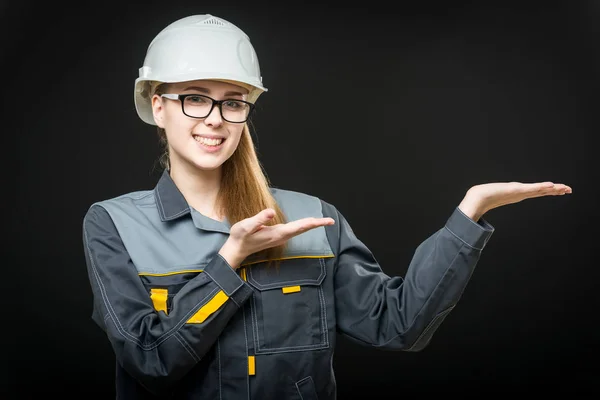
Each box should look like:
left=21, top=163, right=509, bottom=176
left=468, top=181, right=572, bottom=214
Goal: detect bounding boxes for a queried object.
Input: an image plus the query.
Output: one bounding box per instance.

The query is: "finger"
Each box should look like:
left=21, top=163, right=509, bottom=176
left=245, top=208, right=276, bottom=233
left=521, top=183, right=572, bottom=199
left=520, top=181, right=574, bottom=195
left=521, top=181, right=554, bottom=193
left=547, top=183, right=572, bottom=194
left=256, top=208, right=276, bottom=224
left=535, top=183, right=572, bottom=195
left=304, top=217, right=335, bottom=227
left=555, top=183, right=572, bottom=194
left=280, top=217, right=335, bottom=237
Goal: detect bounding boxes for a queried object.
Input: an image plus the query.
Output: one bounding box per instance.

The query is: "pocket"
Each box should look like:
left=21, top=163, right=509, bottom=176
left=245, top=257, right=329, bottom=354
left=295, top=376, right=319, bottom=400
left=142, top=270, right=206, bottom=314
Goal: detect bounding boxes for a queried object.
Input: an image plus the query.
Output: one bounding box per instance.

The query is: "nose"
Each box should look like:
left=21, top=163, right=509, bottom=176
left=203, top=103, right=223, bottom=127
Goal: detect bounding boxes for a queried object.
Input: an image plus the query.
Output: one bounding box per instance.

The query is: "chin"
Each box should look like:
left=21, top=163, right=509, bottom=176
left=191, top=162, right=223, bottom=171
left=190, top=157, right=227, bottom=171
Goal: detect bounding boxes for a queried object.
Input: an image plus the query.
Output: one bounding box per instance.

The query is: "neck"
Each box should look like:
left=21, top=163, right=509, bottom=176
left=168, top=161, right=223, bottom=221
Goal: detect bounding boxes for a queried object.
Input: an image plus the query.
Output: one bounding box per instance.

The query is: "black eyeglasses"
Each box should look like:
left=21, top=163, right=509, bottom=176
left=161, top=93, right=255, bottom=123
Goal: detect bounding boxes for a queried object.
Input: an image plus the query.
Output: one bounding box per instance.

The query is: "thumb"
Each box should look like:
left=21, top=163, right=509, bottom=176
left=252, top=208, right=275, bottom=228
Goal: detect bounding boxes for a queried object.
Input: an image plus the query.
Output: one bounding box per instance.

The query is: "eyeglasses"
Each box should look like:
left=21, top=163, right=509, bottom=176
left=160, top=93, right=255, bottom=123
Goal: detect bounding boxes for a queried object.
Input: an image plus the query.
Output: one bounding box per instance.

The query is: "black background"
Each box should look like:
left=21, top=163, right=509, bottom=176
left=3, top=0, right=598, bottom=397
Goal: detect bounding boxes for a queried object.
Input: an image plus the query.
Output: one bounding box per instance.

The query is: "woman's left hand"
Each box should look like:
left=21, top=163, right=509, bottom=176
left=458, top=181, right=572, bottom=221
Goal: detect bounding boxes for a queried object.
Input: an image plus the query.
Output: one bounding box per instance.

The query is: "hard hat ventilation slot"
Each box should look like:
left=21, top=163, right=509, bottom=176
left=201, top=17, right=227, bottom=26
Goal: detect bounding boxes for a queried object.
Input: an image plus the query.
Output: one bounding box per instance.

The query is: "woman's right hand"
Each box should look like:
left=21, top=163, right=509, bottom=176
left=218, top=208, right=335, bottom=269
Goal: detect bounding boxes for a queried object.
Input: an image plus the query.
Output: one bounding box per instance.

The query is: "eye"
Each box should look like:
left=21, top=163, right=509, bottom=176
left=186, top=95, right=210, bottom=104
left=222, top=100, right=247, bottom=110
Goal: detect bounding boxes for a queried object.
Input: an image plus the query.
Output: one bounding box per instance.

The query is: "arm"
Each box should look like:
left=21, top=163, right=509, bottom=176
left=321, top=200, right=494, bottom=351
left=82, top=205, right=253, bottom=395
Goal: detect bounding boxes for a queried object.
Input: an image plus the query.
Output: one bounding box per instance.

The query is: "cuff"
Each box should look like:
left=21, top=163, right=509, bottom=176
left=204, top=254, right=253, bottom=306
left=445, top=207, right=495, bottom=250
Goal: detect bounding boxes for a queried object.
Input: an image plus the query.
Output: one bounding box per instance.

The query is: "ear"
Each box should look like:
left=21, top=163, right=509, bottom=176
left=151, top=94, right=165, bottom=128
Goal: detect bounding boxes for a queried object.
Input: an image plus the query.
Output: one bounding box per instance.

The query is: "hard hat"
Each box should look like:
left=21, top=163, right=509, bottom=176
left=134, top=14, right=267, bottom=126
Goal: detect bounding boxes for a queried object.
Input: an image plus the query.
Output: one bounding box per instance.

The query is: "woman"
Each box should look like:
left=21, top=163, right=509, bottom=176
left=82, top=14, right=572, bottom=399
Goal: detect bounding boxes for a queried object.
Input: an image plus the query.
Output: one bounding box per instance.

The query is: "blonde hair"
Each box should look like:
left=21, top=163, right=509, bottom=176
left=154, top=83, right=287, bottom=268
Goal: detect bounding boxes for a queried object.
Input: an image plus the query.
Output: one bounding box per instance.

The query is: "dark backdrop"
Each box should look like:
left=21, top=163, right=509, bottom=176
left=3, top=0, right=598, bottom=397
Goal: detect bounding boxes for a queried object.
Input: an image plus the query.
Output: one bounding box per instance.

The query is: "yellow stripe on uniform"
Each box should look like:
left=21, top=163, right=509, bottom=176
left=281, top=286, right=301, bottom=294
left=150, top=288, right=168, bottom=314
left=187, top=290, right=229, bottom=324
left=248, top=356, right=255, bottom=376
left=139, top=269, right=203, bottom=277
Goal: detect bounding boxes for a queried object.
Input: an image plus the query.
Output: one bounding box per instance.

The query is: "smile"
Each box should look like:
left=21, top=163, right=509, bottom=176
left=193, top=135, right=225, bottom=146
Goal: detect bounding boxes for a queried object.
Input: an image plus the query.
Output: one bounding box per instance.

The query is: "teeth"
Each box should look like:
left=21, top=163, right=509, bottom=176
left=194, top=136, right=223, bottom=146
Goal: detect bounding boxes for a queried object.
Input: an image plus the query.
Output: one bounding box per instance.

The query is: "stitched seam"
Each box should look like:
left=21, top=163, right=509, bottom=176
left=252, top=287, right=261, bottom=351
left=243, top=307, right=250, bottom=400
left=174, top=332, right=199, bottom=362
left=154, top=188, right=167, bottom=220
left=255, top=343, right=329, bottom=354
left=153, top=188, right=188, bottom=220
left=206, top=254, right=244, bottom=295
left=246, top=261, right=325, bottom=290
left=318, top=287, right=328, bottom=347
left=375, top=243, right=464, bottom=348
left=217, top=338, right=222, bottom=400
left=407, top=305, right=456, bottom=351
left=297, top=376, right=312, bottom=385
left=251, top=257, right=329, bottom=354
left=203, top=268, right=242, bottom=300
left=318, top=258, right=329, bottom=347
left=229, top=292, right=241, bottom=308
left=444, top=225, right=483, bottom=251
left=295, top=376, right=315, bottom=400
left=455, top=206, right=492, bottom=230
left=169, top=208, right=189, bottom=219
left=295, top=380, right=305, bottom=400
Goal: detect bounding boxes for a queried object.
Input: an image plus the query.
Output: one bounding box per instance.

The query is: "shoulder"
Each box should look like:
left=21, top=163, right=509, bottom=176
left=83, top=189, right=155, bottom=224
left=89, top=189, right=154, bottom=209
left=269, top=187, right=339, bottom=219
left=270, top=186, right=320, bottom=203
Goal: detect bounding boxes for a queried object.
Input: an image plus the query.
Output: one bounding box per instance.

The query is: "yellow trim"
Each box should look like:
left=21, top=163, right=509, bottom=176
left=282, top=286, right=301, bottom=294
left=248, top=356, right=255, bottom=376
left=150, top=288, right=168, bottom=314
left=138, top=255, right=335, bottom=275
left=139, top=269, right=203, bottom=277
left=240, top=268, right=247, bottom=281
left=187, top=290, right=229, bottom=324
left=240, top=254, right=334, bottom=267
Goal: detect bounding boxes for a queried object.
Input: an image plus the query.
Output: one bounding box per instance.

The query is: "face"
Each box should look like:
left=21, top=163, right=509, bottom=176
left=151, top=79, right=249, bottom=173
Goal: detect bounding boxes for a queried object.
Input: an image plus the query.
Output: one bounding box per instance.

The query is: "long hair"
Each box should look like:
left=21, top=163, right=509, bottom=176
left=154, top=84, right=287, bottom=268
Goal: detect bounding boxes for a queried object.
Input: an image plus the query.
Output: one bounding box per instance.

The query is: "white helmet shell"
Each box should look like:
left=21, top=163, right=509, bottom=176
left=134, top=14, right=267, bottom=125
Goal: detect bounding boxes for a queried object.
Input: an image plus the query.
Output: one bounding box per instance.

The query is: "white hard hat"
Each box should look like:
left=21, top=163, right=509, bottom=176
left=134, top=14, right=267, bottom=126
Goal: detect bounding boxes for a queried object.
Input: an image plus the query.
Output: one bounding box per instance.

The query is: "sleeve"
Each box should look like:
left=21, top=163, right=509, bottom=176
left=321, top=200, right=494, bottom=352
left=82, top=204, right=253, bottom=395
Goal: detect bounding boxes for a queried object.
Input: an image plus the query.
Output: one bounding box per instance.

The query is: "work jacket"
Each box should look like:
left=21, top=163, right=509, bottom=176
left=82, top=169, right=494, bottom=399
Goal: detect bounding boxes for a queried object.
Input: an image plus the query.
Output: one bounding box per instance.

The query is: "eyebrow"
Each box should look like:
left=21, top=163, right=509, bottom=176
left=183, top=86, right=245, bottom=97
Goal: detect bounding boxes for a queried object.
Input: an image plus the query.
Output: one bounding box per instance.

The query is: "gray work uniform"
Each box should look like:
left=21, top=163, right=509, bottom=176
left=82, top=169, right=495, bottom=399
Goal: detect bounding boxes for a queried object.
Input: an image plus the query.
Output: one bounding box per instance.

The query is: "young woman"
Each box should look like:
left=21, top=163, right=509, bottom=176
left=82, top=14, right=572, bottom=399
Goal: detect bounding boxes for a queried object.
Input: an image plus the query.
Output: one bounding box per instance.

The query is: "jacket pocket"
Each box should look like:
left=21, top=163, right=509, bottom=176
left=141, top=269, right=207, bottom=314
left=295, top=376, right=319, bottom=400
left=245, top=257, right=329, bottom=354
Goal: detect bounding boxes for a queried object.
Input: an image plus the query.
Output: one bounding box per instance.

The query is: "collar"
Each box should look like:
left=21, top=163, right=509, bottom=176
left=154, top=169, right=190, bottom=221
left=154, top=169, right=230, bottom=233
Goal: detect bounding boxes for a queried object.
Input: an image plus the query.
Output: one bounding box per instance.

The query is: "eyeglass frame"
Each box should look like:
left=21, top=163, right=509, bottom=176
left=160, top=93, right=256, bottom=123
